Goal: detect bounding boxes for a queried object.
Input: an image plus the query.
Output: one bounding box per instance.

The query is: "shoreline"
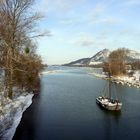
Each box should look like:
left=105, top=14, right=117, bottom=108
left=0, top=92, right=34, bottom=140
left=90, top=72, right=140, bottom=89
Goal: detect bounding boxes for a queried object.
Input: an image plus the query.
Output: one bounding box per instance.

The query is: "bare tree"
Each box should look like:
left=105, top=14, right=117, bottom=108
left=104, top=48, right=129, bottom=76
left=131, top=61, right=140, bottom=70
left=0, top=0, right=43, bottom=99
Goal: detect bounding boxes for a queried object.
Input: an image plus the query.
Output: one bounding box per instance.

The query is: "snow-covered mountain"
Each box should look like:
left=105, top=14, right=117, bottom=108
left=63, top=49, right=110, bottom=66
left=63, top=49, right=140, bottom=67
left=64, top=58, right=91, bottom=66
left=127, top=50, right=140, bottom=62
left=89, top=49, right=110, bottom=65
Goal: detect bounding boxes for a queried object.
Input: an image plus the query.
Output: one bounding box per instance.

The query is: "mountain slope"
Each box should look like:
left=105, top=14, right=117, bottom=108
left=63, top=49, right=140, bottom=67
left=127, top=50, right=140, bottom=62
left=63, top=58, right=90, bottom=66
left=63, top=49, right=110, bottom=66
left=89, top=49, right=110, bottom=65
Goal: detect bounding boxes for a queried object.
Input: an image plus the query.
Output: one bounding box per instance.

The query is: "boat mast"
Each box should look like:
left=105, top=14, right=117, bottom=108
left=108, top=72, right=111, bottom=99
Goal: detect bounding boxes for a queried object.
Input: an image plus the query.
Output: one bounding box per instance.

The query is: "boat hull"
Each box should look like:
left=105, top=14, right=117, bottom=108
left=96, top=97, right=122, bottom=111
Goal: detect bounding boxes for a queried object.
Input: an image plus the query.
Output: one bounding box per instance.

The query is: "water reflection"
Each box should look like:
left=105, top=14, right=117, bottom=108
left=95, top=99, right=122, bottom=140
left=96, top=102, right=121, bottom=122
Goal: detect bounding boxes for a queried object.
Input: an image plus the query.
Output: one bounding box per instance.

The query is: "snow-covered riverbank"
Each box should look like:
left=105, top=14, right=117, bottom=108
left=90, top=72, right=140, bottom=88
left=0, top=93, right=33, bottom=140
left=39, top=69, right=63, bottom=76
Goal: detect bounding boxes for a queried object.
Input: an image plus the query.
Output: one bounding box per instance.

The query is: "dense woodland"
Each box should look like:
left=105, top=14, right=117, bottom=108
left=0, top=0, right=43, bottom=99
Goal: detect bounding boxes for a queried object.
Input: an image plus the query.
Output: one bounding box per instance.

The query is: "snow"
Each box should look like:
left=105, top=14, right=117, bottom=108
left=65, top=49, right=140, bottom=66
left=0, top=93, right=33, bottom=140
left=133, top=71, right=140, bottom=81
left=40, top=70, right=62, bottom=75
left=90, top=49, right=110, bottom=62
left=90, top=69, right=140, bottom=88
left=89, top=61, right=102, bottom=65
left=128, top=50, right=140, bottom=60
left=73, top=63, right=85, bottom=66
left=115, top=71, right=140, bottom=83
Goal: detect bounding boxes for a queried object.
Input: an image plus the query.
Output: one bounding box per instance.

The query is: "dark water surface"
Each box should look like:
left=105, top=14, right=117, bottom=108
left=13, top=66, right=140, bottom=140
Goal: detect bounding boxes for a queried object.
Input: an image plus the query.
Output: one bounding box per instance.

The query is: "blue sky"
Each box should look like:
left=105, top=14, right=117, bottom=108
left=35, top=0, right=140, bottom=65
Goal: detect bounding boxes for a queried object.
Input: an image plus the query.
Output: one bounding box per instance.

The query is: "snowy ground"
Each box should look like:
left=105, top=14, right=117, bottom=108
left=112, top=75, right=140, bottom=88
left=91, top=70, right=140, bottom=88
left=0, top=93, right=33, bottom=140
left=39, top=70, right=63, bottom=75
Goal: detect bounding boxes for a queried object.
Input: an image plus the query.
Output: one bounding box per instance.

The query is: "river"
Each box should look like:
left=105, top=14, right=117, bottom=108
left=13, top=66, right=140, bottom=140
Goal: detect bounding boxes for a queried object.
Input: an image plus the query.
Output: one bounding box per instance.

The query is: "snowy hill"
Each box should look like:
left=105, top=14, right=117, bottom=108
left=89, top=49, right=110, bottom=65
left=64, top=58, right=90, bottom=66
left=127, top=50, right=140, bottom=62
left=63, top=49, right=110, bottom=66
left=63, top=49, right=140, bottom=67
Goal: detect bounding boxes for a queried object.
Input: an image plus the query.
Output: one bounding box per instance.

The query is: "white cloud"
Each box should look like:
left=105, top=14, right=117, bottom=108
left=80, top=40, right=95, bottom=47
left=119, top=29, right=140, bottom=39
left=88, top=3, right=122, bottom=26
left=47, top=0, right=86, bottom=13
left=34, top=0, right=48, bottom=14
left=45, top=30, right=54, bottom=37
left=58, top=2, right=121, bottom=26
left=99, top=18, right=122, bottom=24
left=119, top=29, right=130, bottom=35
left=59, top=18, right=81, bottom=25
left=89, top=17, right=122, bottom=25
left=120, top=0, right=140, bottom=8
left=70, top=31, right=125, bottom=50
left=90, top=3, right=106, bottom=19
left=97, top=30, right=109, bottom=40
left=71, top=32, right=95, bottom=47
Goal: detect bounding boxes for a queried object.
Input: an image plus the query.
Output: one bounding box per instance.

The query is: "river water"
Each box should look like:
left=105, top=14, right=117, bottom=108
left=13, top=66, right=140, bottom=140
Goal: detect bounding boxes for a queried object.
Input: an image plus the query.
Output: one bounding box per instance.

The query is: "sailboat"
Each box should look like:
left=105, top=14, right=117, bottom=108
left=96, top=73, right=122, bottom=111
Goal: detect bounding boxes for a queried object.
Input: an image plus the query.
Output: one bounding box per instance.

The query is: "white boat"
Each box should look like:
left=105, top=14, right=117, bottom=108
left=96, top=75, right=122, bottom=111
left=96, top=96, right=122, bottom=111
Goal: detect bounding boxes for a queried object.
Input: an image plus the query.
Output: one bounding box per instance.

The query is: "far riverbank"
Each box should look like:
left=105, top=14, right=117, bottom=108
left=90, top=71, right=140, bottom=89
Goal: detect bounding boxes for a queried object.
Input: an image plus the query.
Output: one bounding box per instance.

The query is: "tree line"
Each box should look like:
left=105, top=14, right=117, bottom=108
left=0, top=0, right=43, bottom=99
